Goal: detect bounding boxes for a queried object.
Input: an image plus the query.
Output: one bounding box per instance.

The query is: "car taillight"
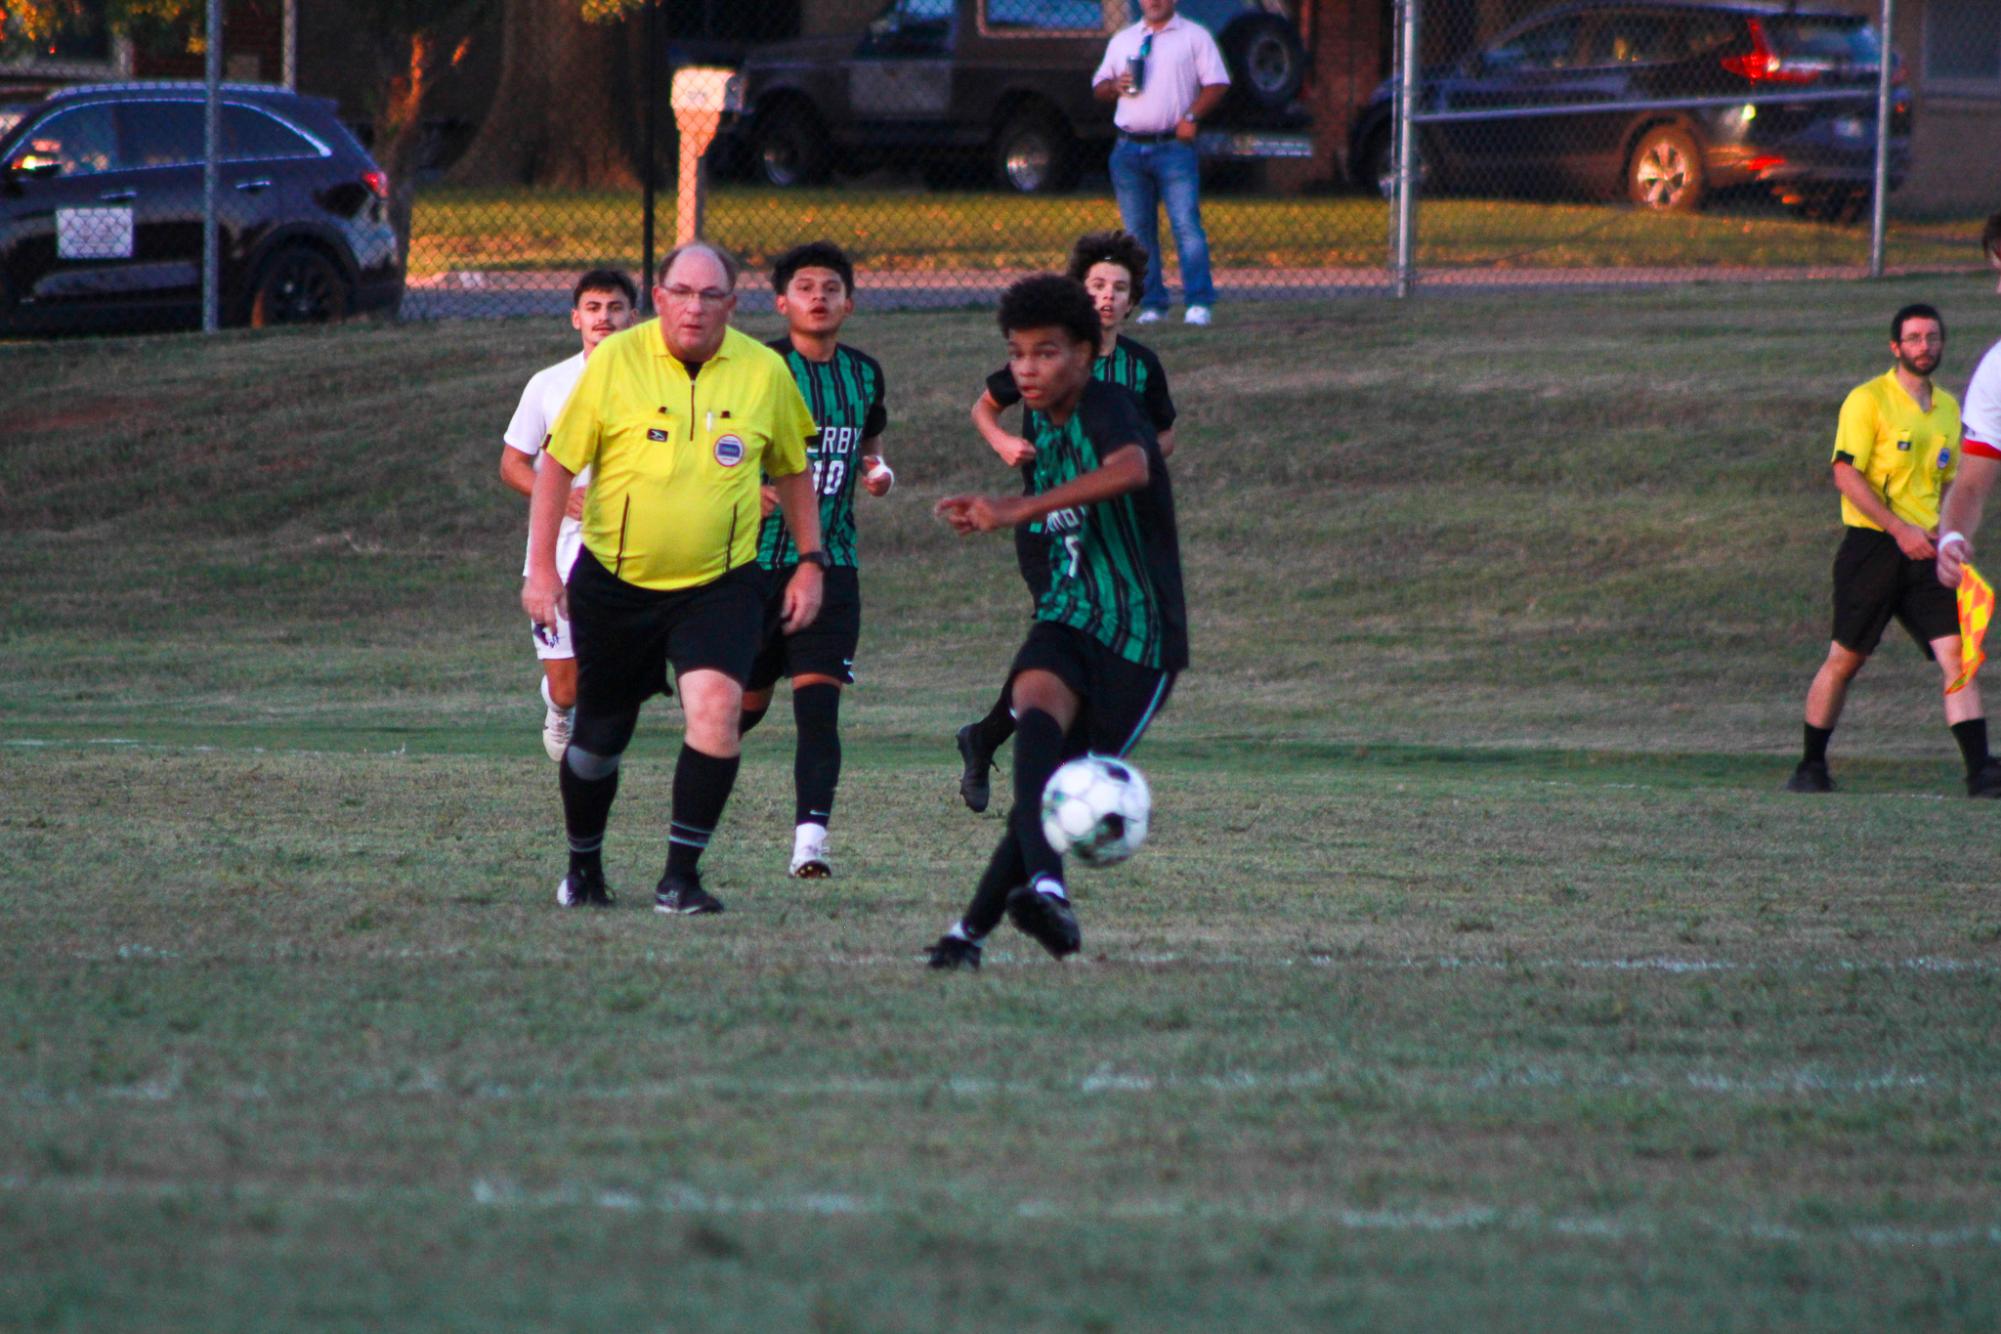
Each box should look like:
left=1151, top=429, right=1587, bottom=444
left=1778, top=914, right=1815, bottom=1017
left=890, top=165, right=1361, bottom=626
left=363, top=169, right=389, bottom=199
left=1721, top=18, right=1822, bottom=85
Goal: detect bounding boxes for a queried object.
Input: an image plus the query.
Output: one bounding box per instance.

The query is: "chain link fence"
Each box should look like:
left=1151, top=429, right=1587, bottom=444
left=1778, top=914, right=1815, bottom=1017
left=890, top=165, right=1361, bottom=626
left=0, top=0, right=1991, bottom=336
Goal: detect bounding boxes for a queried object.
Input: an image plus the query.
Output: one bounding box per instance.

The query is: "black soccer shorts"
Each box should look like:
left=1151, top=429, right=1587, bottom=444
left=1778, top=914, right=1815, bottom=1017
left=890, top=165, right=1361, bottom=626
left=747, top=564, right=861, bottom=692
left=1830, top=526, right=1959, bottom=658
left=1008, top=621, right=1176, bottom=759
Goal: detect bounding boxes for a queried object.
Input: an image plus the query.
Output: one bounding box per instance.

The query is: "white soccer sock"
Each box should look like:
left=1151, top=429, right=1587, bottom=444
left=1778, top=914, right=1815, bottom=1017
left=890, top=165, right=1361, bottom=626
left=794, top=822, right=828, bottom=856
left=1031, top=873, right=1068, bottom=903
left=540, top=675, right=557, bottom=711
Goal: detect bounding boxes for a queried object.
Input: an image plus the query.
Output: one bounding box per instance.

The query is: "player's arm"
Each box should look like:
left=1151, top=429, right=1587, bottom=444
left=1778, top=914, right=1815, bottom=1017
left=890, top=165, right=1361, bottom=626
left=1156, top=427, right=1176, bottom=459
left=861, top=435, right=893, bottom=497
left=1832, top=462, right=1935, bottom=559
left=521, top=455, right=576, bottom=629
left=937, top=442, right=1148, bottom=535
left=972, top=389, right=1036, bottom=467
left=500, top=446, right=538, bottom=498
left=1939, top=454, right=2000, bottom=587
left=771, top=467, right=825, bottom=632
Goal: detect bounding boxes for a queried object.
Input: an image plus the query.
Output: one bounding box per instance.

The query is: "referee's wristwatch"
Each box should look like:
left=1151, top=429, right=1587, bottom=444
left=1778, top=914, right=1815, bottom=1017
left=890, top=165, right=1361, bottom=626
left=797, top=549, right=831, bottom=571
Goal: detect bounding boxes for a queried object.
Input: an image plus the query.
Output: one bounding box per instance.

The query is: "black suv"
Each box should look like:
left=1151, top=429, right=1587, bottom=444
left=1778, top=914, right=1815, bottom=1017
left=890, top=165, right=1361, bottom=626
left=1346, top=0, right=1910, bottom=217
left=0, top=83, right=403, bottom=333
left=723, top=0, right=1311, bottom=194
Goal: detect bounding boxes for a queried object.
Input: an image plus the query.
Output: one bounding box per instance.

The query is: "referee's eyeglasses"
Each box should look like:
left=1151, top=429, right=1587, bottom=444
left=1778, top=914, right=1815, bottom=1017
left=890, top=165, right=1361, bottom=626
left=662, top=284, right=733, bottom=306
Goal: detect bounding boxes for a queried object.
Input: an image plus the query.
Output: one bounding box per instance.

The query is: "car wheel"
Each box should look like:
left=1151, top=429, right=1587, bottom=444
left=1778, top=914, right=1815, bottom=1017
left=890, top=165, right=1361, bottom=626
left=248, top=248, right=350, bottom=328
left=993, top=110, right=1077, bottom=195
left=1626, top=126, right=1705, bottom=213
left=753, top=108, right=830, bottom=189
left=1222, top=15, right=1306, bottom=112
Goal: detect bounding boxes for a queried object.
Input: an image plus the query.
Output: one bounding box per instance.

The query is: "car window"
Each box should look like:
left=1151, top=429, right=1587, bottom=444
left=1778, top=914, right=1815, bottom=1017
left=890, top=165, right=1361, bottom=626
left=225, top=105, right=322, bottom=160
left=1681, top=13, right=1739, bottom=60
left=1581, top=12, right=1678, bottom=66
left=884, top=0, right=953, bottom=26
left=984, top=0, right=1110, bottom=32
left=1485, top=15, right=1583, bottom=73
left=1764, top=16, right=1879, bottom=68
left=13, top=103, right=121, bottom=175
left=121, top=101, right=206, bottom=168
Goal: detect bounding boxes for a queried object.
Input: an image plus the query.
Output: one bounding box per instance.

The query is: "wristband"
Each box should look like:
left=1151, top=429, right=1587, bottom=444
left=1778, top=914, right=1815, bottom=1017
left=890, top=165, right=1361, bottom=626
left=1941, top=531, right=1969, bottom=552
left=866, top=460, right=894, bottom=490
left=797, top=549, right=831, bottom=571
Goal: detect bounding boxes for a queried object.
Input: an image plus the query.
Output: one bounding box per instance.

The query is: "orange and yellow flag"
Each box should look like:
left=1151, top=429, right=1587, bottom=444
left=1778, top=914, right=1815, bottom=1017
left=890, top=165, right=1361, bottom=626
left=1947, top=563, right=1996, bottom=694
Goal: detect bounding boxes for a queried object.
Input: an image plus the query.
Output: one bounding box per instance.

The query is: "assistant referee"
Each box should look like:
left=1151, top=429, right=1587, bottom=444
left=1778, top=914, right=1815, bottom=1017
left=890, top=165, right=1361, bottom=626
left=522, top=242, right=828, bottom=914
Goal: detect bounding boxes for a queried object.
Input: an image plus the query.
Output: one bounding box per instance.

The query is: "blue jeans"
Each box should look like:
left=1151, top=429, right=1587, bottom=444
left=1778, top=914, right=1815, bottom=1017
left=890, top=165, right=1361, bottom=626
left=1109, top=138, right=1215, bottom=312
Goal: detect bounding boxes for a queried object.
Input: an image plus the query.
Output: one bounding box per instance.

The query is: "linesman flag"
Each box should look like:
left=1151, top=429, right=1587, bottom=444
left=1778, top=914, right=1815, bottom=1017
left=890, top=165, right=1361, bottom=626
left=1947, top=563, right=1996, bottom=695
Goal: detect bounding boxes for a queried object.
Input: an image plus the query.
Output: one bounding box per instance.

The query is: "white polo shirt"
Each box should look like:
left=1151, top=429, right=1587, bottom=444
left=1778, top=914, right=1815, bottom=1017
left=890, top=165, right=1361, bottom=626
left=1964, top=339, right=2001, bottom=461
left=504, top=351, right=594, bottom=578
left=1093, top=14, right=1230, bottom=136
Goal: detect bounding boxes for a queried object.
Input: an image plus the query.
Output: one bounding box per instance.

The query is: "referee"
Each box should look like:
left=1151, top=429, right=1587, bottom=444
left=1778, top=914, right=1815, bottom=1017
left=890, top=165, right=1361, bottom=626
left=522, top=242, right=827, bottom=913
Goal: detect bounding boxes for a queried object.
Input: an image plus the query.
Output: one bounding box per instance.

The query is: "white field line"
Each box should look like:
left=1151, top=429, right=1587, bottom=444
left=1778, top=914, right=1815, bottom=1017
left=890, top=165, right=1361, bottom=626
left=2, top=1171, right=1998, bottom=1251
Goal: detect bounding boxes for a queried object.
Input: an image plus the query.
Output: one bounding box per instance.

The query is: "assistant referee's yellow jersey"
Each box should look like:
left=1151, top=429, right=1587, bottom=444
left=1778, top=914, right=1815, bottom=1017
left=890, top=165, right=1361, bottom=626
left=547, top=322, right=815, bottom=590
left=1831, top=369, right=1961, bottom=532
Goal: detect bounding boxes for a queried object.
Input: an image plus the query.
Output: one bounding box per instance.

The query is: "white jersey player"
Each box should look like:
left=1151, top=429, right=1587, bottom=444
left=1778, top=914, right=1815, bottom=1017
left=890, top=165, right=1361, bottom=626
left=499, top=270, right=637, bottom=760
left=1937, top=213, right=2001, bottom=592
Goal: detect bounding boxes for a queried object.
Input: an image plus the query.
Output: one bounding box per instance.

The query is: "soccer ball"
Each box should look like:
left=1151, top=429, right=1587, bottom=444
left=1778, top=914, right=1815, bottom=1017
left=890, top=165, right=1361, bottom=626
left=1040, top=755, right=1151, bottom=867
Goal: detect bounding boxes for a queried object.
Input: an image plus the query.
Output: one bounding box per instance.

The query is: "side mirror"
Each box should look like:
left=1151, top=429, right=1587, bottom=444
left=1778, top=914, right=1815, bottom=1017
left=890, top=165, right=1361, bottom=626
left=8, top=153, right=62, bottom=180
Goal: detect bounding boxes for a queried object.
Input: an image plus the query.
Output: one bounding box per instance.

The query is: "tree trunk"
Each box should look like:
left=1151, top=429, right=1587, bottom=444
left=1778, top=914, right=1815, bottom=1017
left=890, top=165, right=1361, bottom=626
left=447, top=0, right=640, bottom=188
left=373, top=32, right=455, bottom=266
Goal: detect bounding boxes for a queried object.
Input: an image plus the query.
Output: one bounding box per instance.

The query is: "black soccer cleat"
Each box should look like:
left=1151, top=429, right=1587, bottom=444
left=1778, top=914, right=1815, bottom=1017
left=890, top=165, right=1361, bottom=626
left=655, top=873, right=726, bottom=916
left=556, top=869, right=616, bottom=908
left=1783, top=759, right=1834, bottom=794
left=1006, top=884, right=1081, bottom=959
left=1969, top=760, right=2001, bottom=799
left=926, top=935, right=983, bottom=971
left=956, top=723, right=997, bottom=814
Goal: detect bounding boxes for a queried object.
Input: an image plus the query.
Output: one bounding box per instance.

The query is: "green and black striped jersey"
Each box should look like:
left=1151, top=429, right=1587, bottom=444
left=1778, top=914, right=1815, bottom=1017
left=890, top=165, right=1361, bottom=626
left=757, top=338, right=888, bottom=570
left=1028, top=379, right=1187, bottom=671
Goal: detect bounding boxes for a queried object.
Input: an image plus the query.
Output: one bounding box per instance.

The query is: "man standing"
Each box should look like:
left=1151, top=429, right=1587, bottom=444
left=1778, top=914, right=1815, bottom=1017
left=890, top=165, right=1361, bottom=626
left=1092, top=0, right=1229, bottom=327
left=499, top=270, right=637, bottom=762
left=1936, top=213, right=2001, bottom=597
left=740, top=241, right=894, bottom=879
left=523, top=243, right=826, bottom=913
left=1785, top=302, right=2001, bottom=798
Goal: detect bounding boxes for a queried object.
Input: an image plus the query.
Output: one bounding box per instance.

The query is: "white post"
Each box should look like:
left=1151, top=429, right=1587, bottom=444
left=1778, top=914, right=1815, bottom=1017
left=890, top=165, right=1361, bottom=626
left=1394, top=0, right=1420, bottom=299
left=670, top=68, right=740, bottom=247
left=1868, top=0, right=1894, bottom=279
left=202, top=0, right=222, bottom=333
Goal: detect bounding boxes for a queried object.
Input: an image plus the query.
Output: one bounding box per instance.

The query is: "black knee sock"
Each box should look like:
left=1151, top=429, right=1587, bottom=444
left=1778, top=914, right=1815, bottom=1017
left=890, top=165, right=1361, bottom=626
left=974, top=684, right=1017, bottom=751
left=792, top=683, right=842, bottom=828
left=559, top=755, right=620, bottom=877
left=1803, top=723, right=1833, bottom=766
left=1951, top=718, right=1991, bottom=777
left=959, top=832, right=1026, bottom=940
left=738, top=705, right=769, bottom=737
left=666, top=745, right=741, bottom=879
left=1007, top=708, right=1068, bottom=896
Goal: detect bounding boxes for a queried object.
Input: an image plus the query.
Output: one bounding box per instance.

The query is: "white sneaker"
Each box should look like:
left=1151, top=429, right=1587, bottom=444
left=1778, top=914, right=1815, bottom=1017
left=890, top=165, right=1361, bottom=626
left=1134, top=309, right=1164, bottom=325
left=1184, top=305, right=1212, bottom=326
left=789, top=824, right=831, bottom=879
left=542, top=705, right=573, bottom=763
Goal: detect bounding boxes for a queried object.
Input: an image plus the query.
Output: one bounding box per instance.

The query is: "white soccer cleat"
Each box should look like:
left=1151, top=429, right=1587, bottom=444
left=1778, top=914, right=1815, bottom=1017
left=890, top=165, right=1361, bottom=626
left=1183, top=305, right=1212, bottom=327
left=542, top=705, right=573, bottom=763
left=1134, top=309, right=1163, bottom=325
left=789, top=824, right=832, bottom=879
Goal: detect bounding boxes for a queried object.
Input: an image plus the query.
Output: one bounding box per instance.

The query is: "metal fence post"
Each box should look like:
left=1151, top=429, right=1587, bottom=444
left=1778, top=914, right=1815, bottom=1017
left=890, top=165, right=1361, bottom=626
left=1869, top=0, right=1894, bottom=279
left=1394, top=0, right=1420, bottom=299
left=202, top=0, right=221, bottom=333
left=641, top=0, right=659, bottom=314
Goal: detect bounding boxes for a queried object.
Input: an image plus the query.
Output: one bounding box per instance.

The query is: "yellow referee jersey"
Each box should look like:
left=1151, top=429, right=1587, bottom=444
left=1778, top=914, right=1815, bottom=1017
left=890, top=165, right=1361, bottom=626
left=1831, top=369, right=1961, bottom=532
left=547, top=322, right=815, bottom=590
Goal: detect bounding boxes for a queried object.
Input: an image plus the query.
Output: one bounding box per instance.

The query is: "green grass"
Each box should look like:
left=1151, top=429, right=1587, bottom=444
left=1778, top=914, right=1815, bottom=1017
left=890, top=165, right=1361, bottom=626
left=408, top=183, right=1989, bottom=278
left=6, top=280, right=2001, bottom=1327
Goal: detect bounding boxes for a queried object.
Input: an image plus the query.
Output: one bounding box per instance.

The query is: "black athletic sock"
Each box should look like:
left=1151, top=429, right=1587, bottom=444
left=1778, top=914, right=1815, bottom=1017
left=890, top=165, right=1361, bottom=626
left=1951, top=718, right=1991, bottom=777
left=973, top=684, right=1016, bottom=752
left=1007, top=708, right=1068, bottom=895
left=792, top=683, right=842, bottom=828
left=960, top=832, right=1026, bottom=940
left=665, top=745, right=741, bottom=879
left=738, top=705, right=769, bottom=737
left=1803, top=723, right=1833, bottom=767
left=559, top=756, right=620, bottom=877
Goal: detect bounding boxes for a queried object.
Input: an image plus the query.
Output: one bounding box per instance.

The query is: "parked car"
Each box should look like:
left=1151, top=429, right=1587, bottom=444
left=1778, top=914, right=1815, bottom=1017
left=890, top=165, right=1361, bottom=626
left=0, top=82, right=404, bottom=334
left=1346, top=0, right=1910, bottom=218
left=719, top=0, right=1312, bottom=195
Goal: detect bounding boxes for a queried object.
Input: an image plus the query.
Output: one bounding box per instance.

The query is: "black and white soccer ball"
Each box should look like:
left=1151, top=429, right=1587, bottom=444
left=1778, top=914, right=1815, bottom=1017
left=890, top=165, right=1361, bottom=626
left=1040, top=755, right=1151, bottom=867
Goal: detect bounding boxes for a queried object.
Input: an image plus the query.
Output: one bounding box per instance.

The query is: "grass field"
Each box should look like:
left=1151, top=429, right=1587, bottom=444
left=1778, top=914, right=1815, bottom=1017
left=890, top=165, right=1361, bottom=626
left=6, top=278, right=2001, bottom=1328
left=409, top=183, right=1988, bottom=279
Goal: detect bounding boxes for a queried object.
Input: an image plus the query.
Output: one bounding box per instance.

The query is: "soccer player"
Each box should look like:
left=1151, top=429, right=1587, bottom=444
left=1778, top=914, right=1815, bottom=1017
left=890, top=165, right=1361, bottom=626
left=522, top=242, right=826, bottom=913
left=739, top=242, right=894, bottom=879
left=1785, top=302, right=2001, bottom=798
left=499, top=270, right=637, bottom=761
left=926, top=274, right=1186, bottom=971
left=955, top=230, right=1179, bottom=813
left=1936, top=212, right=2001, bottom=595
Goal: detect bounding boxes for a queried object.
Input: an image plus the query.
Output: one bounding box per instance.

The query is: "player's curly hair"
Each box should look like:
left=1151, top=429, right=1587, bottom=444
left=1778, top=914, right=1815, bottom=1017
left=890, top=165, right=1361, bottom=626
left=1065, top=230, right=1149, bottom=308
left=771, top=241, right=856, bottom=294
left=997, top=274, right=1100, bottom=349
left=572, top=269, right=637, bottom=307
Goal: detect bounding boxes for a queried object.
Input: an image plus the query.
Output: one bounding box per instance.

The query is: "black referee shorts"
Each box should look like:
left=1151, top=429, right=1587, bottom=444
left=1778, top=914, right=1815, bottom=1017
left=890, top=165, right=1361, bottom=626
left=748, top=564, right=861, bottom=692
left=568, top=550, right=765, bottom=730
left=1009, top=621, right=1175, bottom=760
left=1830, top=526, right=1959, bottom=658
